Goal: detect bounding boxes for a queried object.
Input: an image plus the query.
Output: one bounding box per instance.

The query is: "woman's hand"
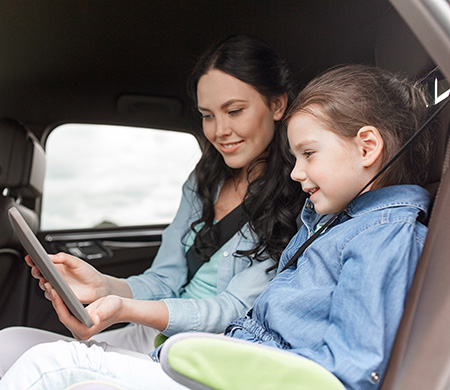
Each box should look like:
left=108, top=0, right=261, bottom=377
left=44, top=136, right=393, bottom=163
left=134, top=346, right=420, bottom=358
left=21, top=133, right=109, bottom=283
left=26, top=252, right=105, bottom=303
left=44, top=283, right=123, bottom=340
left=44, top=282, right=169, bottom=340
left=26, top=252, right=133, bottom=304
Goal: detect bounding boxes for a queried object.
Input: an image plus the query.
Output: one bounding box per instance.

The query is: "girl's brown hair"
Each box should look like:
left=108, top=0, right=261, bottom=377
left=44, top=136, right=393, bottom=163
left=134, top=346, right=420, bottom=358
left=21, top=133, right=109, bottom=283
left=285, top=64, right=433, bottom=188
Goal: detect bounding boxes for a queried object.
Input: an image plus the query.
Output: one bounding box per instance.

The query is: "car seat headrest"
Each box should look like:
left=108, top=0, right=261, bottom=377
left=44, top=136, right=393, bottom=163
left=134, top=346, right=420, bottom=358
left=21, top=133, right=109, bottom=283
left=375, top=5, right=435, bottom=78
left=0, top=118, right=46, bottom=199
left=0, top=198, right=39, bottom=248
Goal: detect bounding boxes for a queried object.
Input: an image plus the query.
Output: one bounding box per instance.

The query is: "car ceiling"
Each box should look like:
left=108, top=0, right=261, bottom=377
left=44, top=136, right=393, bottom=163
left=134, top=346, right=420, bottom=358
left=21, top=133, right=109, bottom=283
left=0, top=0, right=394, bottom=140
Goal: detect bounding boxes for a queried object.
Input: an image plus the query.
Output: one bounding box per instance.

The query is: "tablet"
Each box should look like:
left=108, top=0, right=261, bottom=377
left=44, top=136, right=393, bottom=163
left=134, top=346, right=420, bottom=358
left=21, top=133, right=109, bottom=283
left=8, top=206, right=94, bottom=328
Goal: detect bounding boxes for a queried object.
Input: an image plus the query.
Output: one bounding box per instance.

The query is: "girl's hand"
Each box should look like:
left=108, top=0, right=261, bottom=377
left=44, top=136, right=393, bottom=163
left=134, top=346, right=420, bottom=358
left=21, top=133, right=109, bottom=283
left=26, top=252, right=106, bottom=303
left=45, top=283, right=124, bottom=340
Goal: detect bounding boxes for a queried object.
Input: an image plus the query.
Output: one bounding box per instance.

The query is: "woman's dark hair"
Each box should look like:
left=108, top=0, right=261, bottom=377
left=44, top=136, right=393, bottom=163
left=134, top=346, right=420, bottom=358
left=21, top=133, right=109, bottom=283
left=187, top=34, right=304, bottom=268
left=285, top=64, right=433, bottom=188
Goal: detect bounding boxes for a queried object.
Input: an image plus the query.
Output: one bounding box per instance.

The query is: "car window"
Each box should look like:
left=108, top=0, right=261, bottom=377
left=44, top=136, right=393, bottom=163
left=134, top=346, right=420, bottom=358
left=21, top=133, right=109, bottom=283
left=434, top=74, right=450, bottom=104
left=41, top=124, right=201, bottom=230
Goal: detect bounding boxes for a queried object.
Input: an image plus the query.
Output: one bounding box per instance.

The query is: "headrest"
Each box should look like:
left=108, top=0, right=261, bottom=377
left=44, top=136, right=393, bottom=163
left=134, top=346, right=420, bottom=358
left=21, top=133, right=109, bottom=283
left=0, top=197, right=39, bottom=248
left=375, top=6, right=435, bottom=79
left=0, top=118, right=46, bottom=198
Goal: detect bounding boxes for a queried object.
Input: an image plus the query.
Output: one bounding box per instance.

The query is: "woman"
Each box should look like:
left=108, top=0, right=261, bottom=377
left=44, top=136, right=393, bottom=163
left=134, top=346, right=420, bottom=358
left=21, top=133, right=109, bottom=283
left=0, top=34, right=304, bottom=377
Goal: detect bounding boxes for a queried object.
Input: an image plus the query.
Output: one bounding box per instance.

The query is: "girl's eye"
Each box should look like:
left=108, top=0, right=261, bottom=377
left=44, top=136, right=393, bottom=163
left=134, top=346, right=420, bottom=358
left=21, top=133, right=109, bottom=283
left=303, top=150, right=314, bottom=158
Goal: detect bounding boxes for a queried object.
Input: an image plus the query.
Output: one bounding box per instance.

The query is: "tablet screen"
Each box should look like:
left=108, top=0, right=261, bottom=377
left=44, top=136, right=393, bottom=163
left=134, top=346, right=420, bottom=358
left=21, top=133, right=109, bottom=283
left=8, top=206, right=94, bottom=328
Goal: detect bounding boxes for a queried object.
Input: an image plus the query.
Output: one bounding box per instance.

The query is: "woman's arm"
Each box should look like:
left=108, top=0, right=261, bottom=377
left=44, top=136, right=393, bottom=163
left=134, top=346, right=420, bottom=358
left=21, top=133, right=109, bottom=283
left=43, top=281, right=168, bottom=340
left=162, top=226, right=276, bottom=336
left=125, top=173, right=200, bottom=300
left=45, top=249, right=273, bottom=340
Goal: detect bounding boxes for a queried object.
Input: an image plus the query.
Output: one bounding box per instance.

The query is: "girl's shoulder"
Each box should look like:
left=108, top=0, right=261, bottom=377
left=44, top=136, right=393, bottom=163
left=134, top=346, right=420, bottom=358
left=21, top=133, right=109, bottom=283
left=346, top=185, right=430, bottom=220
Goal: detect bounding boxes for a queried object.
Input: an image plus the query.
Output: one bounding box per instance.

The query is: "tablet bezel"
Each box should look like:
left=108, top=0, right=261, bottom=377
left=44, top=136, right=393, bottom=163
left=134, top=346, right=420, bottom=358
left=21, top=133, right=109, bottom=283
left=8, top=206, right=94, bottom=328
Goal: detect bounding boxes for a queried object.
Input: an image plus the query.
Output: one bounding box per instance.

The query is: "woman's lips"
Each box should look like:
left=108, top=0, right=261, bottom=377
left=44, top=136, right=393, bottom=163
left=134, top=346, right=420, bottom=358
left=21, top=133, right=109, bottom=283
left=219, top=140, right=244, bottom=154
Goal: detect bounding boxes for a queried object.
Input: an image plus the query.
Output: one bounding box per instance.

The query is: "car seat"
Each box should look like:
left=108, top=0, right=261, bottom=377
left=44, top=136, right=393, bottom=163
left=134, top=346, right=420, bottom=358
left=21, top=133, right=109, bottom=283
left=0, top=118, right=46, bottom=329
left=157, top=4, right=450, bottom=390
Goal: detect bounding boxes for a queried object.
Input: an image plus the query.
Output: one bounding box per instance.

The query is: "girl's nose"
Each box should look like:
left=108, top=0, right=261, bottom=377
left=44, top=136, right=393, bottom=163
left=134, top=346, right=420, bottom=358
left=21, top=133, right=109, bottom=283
left=290, top=161, right=306, bottom=183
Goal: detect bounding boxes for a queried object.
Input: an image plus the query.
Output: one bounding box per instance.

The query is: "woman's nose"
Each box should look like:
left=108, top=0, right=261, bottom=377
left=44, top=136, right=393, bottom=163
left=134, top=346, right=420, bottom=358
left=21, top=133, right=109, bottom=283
left=215, top=116, right=232, bottom=138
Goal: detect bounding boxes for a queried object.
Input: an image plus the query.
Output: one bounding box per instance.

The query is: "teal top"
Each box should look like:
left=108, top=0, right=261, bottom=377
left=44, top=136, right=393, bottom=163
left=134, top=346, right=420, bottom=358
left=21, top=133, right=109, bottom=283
left=181, top=222, right=221, bottom=299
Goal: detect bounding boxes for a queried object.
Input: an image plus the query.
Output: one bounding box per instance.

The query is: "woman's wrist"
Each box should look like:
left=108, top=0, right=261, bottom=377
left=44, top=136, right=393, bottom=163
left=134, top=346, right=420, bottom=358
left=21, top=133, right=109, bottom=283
left=100, top=275, right=133, bottom=299
left=119, top=298, right=169, bottom=331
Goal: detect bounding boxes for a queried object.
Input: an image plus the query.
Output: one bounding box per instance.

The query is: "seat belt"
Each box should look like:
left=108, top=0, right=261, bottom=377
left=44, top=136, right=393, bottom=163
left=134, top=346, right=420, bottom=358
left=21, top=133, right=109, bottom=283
left=185, top=203, right=247, bottom=283
left=281, top=97, right=450, bottom=273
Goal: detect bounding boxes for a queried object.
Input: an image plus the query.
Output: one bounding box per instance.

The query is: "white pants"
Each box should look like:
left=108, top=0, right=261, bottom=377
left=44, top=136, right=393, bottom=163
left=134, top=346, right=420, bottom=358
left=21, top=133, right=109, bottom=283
left=0, top=324, right=159, bottom=378
left=0, top=339, right=187, bottom=390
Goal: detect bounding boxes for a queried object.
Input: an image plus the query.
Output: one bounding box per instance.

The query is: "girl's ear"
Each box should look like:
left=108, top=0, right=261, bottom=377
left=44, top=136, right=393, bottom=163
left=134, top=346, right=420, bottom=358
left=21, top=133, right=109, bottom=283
left=271, top=93, right=288, bottom=121
left=356, top=126, right=384, bottom=168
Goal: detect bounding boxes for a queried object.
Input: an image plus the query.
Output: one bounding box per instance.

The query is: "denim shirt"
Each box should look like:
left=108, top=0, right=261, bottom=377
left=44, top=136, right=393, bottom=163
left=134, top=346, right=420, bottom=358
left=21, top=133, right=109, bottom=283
left=225, top=185, right=429, bottom=390
left=126, top=173, right=276, bottom=337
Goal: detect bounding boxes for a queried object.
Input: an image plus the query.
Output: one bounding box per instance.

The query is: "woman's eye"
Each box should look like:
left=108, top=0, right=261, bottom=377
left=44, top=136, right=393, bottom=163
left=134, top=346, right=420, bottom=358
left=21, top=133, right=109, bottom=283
left=201, top=113, right=212, bottom=121
left=229, top=108, right=243, bottom=116
left=303, top=150, right=314, bottom=158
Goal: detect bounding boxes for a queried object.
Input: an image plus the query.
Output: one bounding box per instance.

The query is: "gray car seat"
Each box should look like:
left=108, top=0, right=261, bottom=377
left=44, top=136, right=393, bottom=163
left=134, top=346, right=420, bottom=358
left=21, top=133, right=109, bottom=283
left=0, top=118, right=46, bottom=329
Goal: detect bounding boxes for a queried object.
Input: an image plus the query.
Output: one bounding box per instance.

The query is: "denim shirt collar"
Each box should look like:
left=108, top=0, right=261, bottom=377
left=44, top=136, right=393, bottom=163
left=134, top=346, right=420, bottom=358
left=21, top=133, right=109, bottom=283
left=301, top=185, right=430, bottom=232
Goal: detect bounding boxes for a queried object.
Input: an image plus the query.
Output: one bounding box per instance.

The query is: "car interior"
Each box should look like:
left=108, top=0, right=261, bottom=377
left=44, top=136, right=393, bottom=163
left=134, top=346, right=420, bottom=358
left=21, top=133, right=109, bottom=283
left=1, top=0, right=450, bottom=389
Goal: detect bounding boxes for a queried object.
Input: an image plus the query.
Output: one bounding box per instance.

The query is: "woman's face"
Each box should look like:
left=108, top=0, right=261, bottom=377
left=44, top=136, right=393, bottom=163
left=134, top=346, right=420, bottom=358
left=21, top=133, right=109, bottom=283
left=197, top=69, right=286, bottom=172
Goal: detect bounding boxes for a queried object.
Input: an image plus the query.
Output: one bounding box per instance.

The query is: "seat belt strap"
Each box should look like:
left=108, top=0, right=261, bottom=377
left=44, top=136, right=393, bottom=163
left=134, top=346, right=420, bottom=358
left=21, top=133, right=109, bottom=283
left=185, top=203, right=246, bottom=283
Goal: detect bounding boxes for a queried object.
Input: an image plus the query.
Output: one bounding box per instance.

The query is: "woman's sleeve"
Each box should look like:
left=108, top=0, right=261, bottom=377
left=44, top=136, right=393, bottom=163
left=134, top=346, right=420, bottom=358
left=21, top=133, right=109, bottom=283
left=127, top=173, right=276, bottom=336
left=287, top=222, right=426, bottom=390
left=163, top=249, right=276, bottom=336
left=126, top=173, right=200, bottom=300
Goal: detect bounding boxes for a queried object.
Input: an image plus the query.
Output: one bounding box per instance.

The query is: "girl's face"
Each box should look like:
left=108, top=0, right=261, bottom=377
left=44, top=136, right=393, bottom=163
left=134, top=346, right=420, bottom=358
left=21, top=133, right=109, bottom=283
left=288, top=111, right=372, bottom=215
left=197, top=69, right=286, bottom=172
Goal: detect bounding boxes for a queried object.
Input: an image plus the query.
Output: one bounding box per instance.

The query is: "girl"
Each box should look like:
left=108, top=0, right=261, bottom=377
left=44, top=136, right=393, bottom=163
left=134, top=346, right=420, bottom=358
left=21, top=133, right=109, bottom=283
left=224, top=64, right=432, bottom=390
left=0, top=64, right=431, bottom=390
left=0, top=35, right=303, bottom=377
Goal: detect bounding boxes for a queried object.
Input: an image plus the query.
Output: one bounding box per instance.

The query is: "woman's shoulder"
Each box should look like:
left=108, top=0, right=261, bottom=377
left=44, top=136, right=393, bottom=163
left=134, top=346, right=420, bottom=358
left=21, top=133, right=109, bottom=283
left=182, top=171, right=199, bottom=195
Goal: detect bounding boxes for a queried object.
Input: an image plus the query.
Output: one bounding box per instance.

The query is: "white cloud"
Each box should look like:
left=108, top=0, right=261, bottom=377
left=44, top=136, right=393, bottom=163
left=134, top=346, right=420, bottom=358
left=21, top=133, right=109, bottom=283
left=41, top=124, right=201, bottom=230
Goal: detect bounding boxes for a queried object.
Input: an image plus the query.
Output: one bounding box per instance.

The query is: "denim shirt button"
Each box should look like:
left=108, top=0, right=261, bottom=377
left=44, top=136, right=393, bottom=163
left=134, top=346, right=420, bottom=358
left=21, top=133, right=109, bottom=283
left=370, top=372, right=379, bottom=384
left=223, top=251, right=229, bottom=257
left=306, top=202, right=314, bottom=210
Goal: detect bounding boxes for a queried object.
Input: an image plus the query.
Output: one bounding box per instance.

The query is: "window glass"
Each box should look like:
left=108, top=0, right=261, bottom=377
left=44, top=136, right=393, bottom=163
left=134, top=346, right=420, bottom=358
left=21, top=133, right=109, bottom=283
left=41, top=124, right=201, bottom=230
left=425, top=68, right=449, bottom=105
left=434, top=76, right=450, bottom=104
